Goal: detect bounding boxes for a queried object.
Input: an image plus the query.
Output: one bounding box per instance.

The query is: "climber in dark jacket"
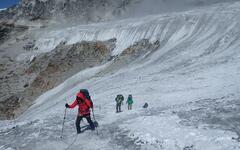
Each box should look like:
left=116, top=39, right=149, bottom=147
left=115, top=94, right=124, bottom=113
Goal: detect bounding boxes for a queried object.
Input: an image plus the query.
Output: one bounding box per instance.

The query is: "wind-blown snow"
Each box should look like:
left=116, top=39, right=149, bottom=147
left=1, top=1, right=240, bottom=150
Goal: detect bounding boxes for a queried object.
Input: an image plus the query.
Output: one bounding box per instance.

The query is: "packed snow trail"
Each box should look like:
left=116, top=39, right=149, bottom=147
left=1, top=1, right=240, bottom=150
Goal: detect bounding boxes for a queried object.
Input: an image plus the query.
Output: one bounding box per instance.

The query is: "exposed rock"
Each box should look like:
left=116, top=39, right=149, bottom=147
left=23, top=41, right=35, bottom=51
left=23, top=83, right=29, bottom=88
left=0, top=22, right=28, bottom=45
left=0, top=39, right=116, bottom=119
left=120, top=39, right=160, bottom=57
left=0, top=38, right=160, bottom=119
left=98, top=39, right=160, bottom=75
left=0, top=0, right=133, bottom=24
left=0, top=63, right=6, bottom=72
left=0, top=95, right=21, bottom=119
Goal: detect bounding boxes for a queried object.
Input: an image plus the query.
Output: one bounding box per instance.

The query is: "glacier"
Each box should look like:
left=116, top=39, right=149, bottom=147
left=0, top=1, right=240, bottom=150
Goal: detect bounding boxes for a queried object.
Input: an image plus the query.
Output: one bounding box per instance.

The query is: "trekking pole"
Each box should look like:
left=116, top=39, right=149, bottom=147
left=60, top=108, right=67, bottom=138
left=92, top=107, right=96, bottom=120
left=92, top=108, right=99, bottom=135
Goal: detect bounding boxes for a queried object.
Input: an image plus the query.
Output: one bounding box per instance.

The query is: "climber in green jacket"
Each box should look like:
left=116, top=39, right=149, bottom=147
left=126, top=94, right=133, bottom=110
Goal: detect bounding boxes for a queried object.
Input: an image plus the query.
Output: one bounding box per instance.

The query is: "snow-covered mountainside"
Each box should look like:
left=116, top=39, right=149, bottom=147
left=0, top=0, right=240, bottom=150
left=0, top=0, right=239, bottom=24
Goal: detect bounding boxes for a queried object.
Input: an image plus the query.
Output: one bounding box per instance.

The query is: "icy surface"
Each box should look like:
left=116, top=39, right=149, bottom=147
left=1, top=1, right=240, bottom=150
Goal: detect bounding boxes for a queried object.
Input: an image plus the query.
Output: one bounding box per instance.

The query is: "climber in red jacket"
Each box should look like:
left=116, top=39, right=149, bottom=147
left=65, top=91, right=95, bottom=134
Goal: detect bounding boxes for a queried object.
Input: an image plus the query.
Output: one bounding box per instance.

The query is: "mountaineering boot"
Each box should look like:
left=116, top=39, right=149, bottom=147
left=90, top=122, right=95, bottom=130
left=76, top=125, right=81, bottom=134
left=77, top=129, right=81, bottom=134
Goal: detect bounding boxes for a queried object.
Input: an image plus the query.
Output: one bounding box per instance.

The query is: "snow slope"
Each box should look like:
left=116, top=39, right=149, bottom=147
left=1, top=1, right=240, bottom=150
left=22, top=1, right=240, bottom=57
left=0, top=9, right=6, bottom=12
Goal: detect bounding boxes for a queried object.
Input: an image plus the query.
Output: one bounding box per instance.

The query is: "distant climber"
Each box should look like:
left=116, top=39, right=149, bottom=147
left=115, top=94, right=124, bottom=113
left=65, top=89, right=95, bottom=134
left=143, top=102, right=148, bottom=108
left=126, top=94, right=133, bottom=110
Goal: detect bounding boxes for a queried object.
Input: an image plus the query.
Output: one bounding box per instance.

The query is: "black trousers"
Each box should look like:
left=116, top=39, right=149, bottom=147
left=76, top=114, right=95, bottom=133
left=116, top=103, right=122, bottom=112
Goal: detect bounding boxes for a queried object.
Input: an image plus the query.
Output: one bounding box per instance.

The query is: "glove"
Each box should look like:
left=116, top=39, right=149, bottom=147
left=65, top=103, right=69, bottom=108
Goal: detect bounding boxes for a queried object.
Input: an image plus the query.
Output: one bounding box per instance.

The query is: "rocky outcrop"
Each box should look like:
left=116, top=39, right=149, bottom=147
left=120, top=39, right=160, bottom=57
left=0, top=23, right=28, bottom=45
left=0, top=38, right=160, bottom=119
left=0, top=39, right=116, bottom=120
left=97, top=39, right=160, bottom=76
left=0, top=95, right=21, bottom=119
left=0, top=0, right=133, bottom=24
left=26, top=39, right=115, bottom=96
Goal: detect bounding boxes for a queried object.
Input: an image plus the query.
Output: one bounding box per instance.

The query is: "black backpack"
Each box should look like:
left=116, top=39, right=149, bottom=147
left=143, top=103, right=148, bottom=108
left=80, top=89, right=93, bottom=106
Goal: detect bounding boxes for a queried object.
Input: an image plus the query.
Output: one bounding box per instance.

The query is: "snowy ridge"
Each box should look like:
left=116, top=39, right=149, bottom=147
left=1, top=1, right=240, bottom=150
left=32, top=1, right=240, bottom=56
left=0, top=8, right=6, bottom=12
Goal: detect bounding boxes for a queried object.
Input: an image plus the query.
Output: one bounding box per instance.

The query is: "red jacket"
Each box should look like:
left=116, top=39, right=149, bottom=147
left=69, top=92, right=93, bottom=115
